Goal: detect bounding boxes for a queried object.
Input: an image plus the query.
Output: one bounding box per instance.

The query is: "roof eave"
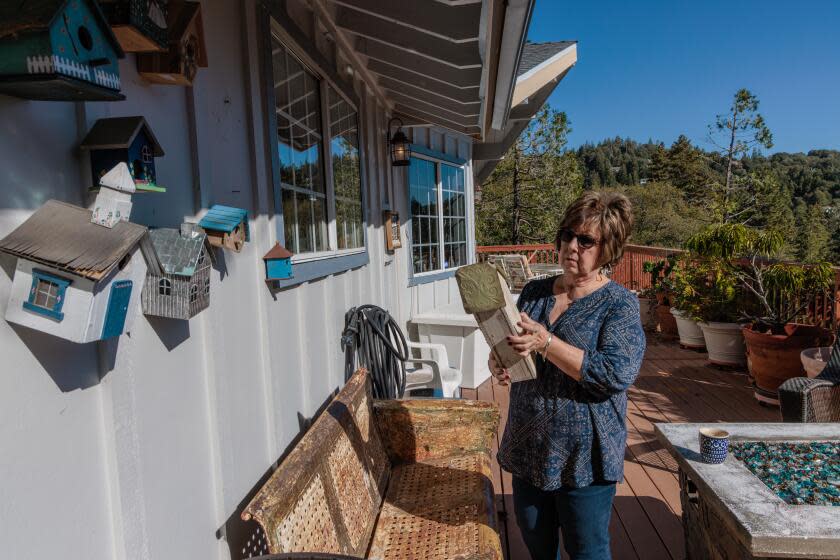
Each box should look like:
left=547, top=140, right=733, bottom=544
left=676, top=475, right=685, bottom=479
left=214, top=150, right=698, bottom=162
left=511, top=42, right=577, bottom=108
left=488, top=0, right=535, bottom=132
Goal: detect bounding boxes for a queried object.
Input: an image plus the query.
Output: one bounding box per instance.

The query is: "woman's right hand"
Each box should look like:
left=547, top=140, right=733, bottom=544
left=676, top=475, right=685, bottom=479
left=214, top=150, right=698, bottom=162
left=488, top=353, right=511, bottom=386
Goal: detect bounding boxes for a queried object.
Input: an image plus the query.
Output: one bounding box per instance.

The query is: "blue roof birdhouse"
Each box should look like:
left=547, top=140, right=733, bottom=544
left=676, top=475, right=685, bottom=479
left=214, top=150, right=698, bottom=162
left=199, top=205, right=249, bottom=252
left=80, top=116, right=166, bottom=193
left=263, top=243, right=293, bottom=281
left=0, top=0, right=125, bottom=101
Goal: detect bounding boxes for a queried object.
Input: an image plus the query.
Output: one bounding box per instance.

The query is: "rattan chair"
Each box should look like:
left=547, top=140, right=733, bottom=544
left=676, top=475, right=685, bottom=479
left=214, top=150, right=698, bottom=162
left=778, top=330, right=840, bottom=422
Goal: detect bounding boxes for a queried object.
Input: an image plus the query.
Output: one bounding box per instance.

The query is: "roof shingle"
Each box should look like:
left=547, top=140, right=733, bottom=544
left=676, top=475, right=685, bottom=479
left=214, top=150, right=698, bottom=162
left=517, top=41, right=576, bottom=77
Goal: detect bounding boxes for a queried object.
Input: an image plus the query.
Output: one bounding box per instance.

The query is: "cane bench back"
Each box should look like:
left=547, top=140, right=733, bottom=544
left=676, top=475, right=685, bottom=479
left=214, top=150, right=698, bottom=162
left=242, top=370, right=390, bottom=557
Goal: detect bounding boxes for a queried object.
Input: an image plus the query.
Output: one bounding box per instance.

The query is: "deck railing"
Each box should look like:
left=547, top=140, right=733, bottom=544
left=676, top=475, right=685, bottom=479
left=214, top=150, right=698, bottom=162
left=477, top=243, right=840, bottom=330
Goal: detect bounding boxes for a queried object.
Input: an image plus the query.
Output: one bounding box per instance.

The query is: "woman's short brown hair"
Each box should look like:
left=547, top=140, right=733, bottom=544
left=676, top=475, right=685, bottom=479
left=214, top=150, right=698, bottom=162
left=556, top=191, right=634, bottom=268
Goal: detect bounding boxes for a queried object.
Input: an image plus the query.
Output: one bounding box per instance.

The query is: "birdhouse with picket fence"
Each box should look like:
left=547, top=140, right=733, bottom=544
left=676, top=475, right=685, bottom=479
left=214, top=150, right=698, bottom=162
left=0, top=0, right=125, bottom=101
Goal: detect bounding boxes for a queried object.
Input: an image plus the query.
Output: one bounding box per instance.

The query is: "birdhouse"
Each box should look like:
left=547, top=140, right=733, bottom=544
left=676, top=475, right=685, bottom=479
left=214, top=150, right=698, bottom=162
left=0, top=164, right=163, bottom=343
left=0, top=0, right=125, bottom=101
left=263, top=243, right=293, bottom=281
left=142, top=223, right=212, bottom=320
left=98, top=0, right=168, bottom=52
left=199, top=205, right=249, bottom=252
left=80, top=116, right=166, bottom=193
left=383, top=211, right=402, bottom=251
left=136, top=1, right=206, bottom=86
left=91, top=162, right=135, bottom=227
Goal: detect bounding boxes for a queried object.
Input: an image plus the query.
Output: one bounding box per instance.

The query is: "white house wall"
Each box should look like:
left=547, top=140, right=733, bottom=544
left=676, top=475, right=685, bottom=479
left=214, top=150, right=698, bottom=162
left=0, top=1, right=474, bottom=559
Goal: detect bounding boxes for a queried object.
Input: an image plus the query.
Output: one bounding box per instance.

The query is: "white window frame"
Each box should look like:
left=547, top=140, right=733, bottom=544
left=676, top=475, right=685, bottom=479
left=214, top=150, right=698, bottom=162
left=409, top=154, right=470, bottom=278
left=269, top=21, right=366, bottom=265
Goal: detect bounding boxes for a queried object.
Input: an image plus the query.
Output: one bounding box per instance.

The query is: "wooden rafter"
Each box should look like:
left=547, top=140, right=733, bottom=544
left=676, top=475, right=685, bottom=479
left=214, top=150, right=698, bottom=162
left=336, top=8, right=481, bottom=69
left=328, top=0, right=482, bottom=43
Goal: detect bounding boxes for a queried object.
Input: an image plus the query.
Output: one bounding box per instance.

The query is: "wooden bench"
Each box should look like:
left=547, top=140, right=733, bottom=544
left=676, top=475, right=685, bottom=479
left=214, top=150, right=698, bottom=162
left=242, top=369, right=501, bottom=560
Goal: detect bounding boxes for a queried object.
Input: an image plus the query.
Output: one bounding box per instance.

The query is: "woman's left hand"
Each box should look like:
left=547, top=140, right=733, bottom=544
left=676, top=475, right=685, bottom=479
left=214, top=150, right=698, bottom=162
left=508, top=312, right=549, bottom=357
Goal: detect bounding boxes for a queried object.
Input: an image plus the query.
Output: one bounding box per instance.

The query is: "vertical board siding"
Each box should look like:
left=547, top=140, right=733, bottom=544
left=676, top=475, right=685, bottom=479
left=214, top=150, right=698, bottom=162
left=0, top=2, right=476, bottom=559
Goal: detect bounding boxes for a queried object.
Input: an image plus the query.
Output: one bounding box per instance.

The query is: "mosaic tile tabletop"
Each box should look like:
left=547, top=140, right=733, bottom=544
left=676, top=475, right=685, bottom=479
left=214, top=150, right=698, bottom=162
left=731, top=441, right=840, bottom=506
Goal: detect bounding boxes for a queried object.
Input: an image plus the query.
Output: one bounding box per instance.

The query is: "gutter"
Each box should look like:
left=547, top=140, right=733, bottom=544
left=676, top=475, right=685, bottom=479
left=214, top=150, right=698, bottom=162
left=489, top=0, right=535, bottom=131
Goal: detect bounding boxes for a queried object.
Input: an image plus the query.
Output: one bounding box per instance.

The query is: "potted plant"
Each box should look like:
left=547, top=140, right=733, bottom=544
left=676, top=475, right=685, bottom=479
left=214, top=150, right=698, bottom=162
left=668, top=256, right=706, bottom=350
left=680, top=253, right=746, bottom=366
left=685, top=224, right=835, bottom=404
left=642, top=256, right=679, bottom=339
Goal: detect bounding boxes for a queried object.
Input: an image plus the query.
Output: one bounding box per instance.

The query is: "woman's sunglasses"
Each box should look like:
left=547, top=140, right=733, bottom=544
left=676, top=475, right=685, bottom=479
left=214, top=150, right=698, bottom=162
left=557, top=228, right=600, bottom=250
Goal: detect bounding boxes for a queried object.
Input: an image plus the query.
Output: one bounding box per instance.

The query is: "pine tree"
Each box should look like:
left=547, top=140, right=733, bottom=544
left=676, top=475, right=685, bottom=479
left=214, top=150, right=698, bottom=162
left=707, top=89, right=774, bottom=223
left=476, top=106, right=583, bottom=245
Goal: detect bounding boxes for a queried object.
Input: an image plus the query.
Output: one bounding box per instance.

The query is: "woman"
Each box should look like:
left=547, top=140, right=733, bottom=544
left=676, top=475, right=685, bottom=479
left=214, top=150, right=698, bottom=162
left=490, top=191, right=645, bottom=560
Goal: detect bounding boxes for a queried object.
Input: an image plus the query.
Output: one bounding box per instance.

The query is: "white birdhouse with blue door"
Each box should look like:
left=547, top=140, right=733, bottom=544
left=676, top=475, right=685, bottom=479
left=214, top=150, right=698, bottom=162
left=0, top=163, right=163, bottom=343
left=0, top=0, right=126, bottom=101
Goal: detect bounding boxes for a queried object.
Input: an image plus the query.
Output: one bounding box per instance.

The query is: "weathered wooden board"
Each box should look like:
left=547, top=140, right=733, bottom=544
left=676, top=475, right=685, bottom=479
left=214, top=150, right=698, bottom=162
left=456, top=263, right=536, bottom=383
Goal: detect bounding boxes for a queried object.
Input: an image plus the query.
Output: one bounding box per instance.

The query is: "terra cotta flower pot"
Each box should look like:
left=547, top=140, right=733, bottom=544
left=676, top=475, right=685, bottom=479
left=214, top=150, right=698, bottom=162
left=656, top=305, right=678, bottom=340
left=743, top=324, right=835, bottom=405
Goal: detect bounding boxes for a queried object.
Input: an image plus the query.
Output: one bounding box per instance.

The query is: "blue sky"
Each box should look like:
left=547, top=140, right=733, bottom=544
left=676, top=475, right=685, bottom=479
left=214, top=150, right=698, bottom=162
left=527, top=0, right=840, bottom=154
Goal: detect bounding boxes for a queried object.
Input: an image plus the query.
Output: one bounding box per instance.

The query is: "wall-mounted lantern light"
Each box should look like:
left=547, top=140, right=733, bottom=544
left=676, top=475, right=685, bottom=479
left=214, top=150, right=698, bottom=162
left=388, top=117, right=411, bottom=167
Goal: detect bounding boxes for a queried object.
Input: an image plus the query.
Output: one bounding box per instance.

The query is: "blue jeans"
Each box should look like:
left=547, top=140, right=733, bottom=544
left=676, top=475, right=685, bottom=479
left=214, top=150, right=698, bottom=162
left=513, top=476, right=616, bottom=560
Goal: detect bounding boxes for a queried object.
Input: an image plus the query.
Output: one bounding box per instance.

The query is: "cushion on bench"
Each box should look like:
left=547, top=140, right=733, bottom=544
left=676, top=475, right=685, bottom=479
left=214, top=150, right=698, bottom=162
left=242, top=369, right=501, bottom=560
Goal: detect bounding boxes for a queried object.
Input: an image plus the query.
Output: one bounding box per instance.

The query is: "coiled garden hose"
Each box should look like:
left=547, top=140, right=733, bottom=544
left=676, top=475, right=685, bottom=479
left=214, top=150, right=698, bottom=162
left=341, top=305, right=409, bottom=399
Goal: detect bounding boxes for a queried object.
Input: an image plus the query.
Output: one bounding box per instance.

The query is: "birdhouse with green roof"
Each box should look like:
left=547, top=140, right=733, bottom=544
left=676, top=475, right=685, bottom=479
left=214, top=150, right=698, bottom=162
left=80, top=116, right=166, bottom=193
left=0, top=0, right=125, bottom=101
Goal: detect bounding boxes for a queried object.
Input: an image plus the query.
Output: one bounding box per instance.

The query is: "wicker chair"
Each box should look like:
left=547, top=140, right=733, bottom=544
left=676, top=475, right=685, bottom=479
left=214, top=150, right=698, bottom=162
left=241, top=369, right=502, bottom=560
left=778, top=330, right=840, bottom=422
left=485, top=254, right=548, bottom=292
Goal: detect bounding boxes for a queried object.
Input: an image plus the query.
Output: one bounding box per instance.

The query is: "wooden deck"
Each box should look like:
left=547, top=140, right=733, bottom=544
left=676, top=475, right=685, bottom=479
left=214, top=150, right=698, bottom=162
left=462, top=339, right=782, bottom=560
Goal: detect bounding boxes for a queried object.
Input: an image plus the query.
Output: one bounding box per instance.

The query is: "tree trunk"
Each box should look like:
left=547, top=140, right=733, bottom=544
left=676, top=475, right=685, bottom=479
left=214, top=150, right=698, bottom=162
left=724, top=107, right=739, bottom=222
left=512, top=146, right=521, bottom=244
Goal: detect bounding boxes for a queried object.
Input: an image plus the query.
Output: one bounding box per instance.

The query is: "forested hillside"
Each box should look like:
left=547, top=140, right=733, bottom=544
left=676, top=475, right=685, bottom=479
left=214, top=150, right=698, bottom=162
left=476, top=90, right=839, bottom=264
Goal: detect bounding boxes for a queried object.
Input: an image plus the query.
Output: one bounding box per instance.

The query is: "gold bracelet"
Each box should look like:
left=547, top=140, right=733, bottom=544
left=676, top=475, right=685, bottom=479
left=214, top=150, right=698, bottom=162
left=541, top=333, right=553, bottom=358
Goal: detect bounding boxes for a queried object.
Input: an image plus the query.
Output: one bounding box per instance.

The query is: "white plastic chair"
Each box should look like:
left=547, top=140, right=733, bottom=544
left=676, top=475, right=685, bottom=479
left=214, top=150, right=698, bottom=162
left=403, top=341, right=463, bottom=399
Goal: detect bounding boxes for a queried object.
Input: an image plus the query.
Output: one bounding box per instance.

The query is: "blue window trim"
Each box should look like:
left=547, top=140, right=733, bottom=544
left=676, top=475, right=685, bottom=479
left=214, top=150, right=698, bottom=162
left=408, top=269, right=458, bottom=287
left=405, top=155, right=471, bottom=287
left=269, top=251, right=369, bottom=290
left=24, top=269, right=72, bottom=321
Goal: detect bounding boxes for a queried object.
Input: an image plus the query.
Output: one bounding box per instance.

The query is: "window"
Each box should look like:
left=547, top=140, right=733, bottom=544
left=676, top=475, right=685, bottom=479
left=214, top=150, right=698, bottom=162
left=141, top=145, right=153, bottom=164
left=23, top=269, right=71, bottom=321
left=329, top=87, right=363, bottom=249
left=189, top=284, right=198, bottom=303
left=159, top=278, right=171, bottom=296
left=203, top=277, right=210, bottom=296
left=271, top=37, right=364, bottom=257
left=409, top=158, right=468, bottom=274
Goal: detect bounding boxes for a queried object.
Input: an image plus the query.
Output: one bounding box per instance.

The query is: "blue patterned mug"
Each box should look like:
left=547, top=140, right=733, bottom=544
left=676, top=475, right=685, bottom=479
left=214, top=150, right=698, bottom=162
left=699, top=428, right=730, bottom=464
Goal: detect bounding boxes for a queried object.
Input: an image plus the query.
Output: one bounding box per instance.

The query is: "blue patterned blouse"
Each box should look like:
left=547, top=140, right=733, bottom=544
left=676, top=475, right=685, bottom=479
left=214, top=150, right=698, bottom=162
left=497, top=276, right=646, bottom=490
